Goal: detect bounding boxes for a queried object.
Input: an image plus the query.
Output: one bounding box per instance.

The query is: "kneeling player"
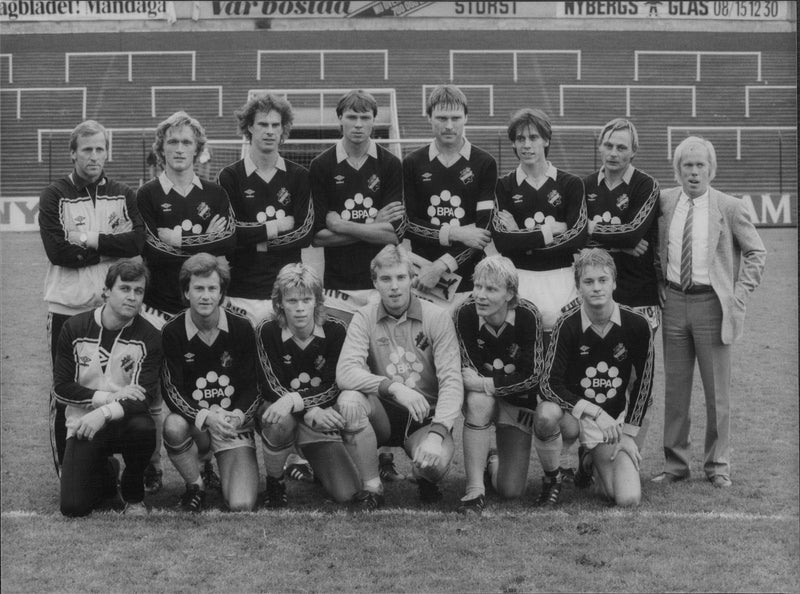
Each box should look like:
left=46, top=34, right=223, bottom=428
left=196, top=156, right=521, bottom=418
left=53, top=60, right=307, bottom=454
left=540, top=248, right=654, bottom=507
left=255, top=263, right=361, bottom=507
left=335, top=245, right=464, bottom=509
left=55, top=260, right=161, bottom=517
left=454, top=255, right=578, bottom=514
left=161, top=254, right=260, bottom=512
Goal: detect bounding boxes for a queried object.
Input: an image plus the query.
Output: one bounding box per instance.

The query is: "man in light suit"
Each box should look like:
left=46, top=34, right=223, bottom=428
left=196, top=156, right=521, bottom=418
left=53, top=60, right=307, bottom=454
left=652, top=136, right=765, bottom=488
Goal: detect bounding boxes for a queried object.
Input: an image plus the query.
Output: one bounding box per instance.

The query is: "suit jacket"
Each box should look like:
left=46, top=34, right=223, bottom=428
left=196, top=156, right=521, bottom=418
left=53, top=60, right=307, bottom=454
left=657, top=186, right=766, bottom=344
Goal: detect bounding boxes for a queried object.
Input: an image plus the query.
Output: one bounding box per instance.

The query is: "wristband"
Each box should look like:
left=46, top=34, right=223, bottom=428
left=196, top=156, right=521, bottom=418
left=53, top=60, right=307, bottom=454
left=100, top=406, right=112, bottom=422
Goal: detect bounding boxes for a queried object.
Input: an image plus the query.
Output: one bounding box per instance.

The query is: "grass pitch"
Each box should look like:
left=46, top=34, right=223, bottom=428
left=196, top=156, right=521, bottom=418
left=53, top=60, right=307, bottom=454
left=1, top=230, right=797, bottom=593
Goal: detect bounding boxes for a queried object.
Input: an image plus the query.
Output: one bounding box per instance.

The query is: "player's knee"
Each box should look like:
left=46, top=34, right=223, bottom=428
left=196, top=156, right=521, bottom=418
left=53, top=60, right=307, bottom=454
left=162, top=413, right=190, bottom=444
left=60, top=495, right=92, bottom=518
left=464, top=391, right=495, bottom=426
left=226, top=493, right=257, bottom=512
left=615, top=491, right=641, bottom=508
left=336, top=390, right=370, bottom=434
left=534, top=401, right=562, bottom=435
left=496, top=479, right=526, bottom=500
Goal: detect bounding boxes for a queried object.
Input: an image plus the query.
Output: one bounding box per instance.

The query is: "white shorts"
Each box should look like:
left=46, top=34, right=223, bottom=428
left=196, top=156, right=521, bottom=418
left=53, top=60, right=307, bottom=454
left=495, top=401, right=536, bottom=436
left=579, top=411, right=626, bottom=450
left=226, top=297, right=274, bottom=325
left=209, top=427, right=257, bottom=454
left=517, top=267, right=579, bottom=331
left=296, top=419, right=342, bottom=446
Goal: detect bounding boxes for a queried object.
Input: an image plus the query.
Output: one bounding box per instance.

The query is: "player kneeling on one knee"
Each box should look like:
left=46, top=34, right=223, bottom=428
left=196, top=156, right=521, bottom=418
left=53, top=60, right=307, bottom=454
left=162, top=254, right=261, bottom=513
left=336, top=245, right=464, bottom=508
left=255, top=263, right=362, bottom=507
left=539, top=248, right=655, bottom=507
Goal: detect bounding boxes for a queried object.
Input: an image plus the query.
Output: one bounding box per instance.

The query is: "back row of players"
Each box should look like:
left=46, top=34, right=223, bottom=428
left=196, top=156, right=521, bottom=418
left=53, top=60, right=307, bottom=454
left=43, top=85, right=662, bottom=516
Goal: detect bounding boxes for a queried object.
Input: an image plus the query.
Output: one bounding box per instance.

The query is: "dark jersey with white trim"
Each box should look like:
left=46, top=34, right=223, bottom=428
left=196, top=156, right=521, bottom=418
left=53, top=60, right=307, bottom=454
left=310, top=144, right=405, bottom=290
left=583, top=168, right=660, bottom=307
left=403, top=144, right=496, bottom=292
left=256, top=316, right=348, bottom=412
left=454, top=297, right=544, bottom=409
left=493, top=169, right=587, bottom=271
left=137, top=179, right=236, bottom=314
left=161, top=310, right=260, bottom=425
left=219, top=158, right=314, bottom=300
left=541, top=305, right=654, bottom=428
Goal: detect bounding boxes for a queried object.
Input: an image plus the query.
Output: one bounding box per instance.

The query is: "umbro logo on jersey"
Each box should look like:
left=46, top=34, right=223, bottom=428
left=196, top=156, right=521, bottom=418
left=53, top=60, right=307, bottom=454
left=580, top=345, right=590, bottom=356
left=477, top=338, right=485, bottom=348
left=283, top=354, right=292, bottom=365
left=197, top=202, right=211, bottom=220
left=547, top=189, right=562, bottom=207
left=161, top=203, right=172, bottom=213
left=78, top=355, right=92, bottom=366
left=512, top=194, right=524, bottom=204
left=376, top=337, right=390, bottom=347
left=459, top=167, right=475, bottom=185
left=74, top=215, right=87, bottom=227
left=421, top=173, right=432, bottom=182
left=587, top=193, right=597, bottom=202
left=184, top=352, right=195, bottom=363
left=244, top=189, right=256, bottom=200
left=334, top=175, right=345, bottom=185
left=277, top=187, right=291, bottom=205
left=616, top=194, right=629, bottom=211
left=367, top=174, right=381, bottom=193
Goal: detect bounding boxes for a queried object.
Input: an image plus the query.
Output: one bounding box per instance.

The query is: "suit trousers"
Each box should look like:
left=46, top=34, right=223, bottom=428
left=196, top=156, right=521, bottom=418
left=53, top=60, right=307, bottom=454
left=662, top=286, right=732, bottom=479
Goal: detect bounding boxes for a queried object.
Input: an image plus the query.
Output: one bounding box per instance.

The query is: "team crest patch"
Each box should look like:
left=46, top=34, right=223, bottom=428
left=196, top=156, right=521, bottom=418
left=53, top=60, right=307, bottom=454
left=314, top=355, right=325, bottom=371
left=547, top=189, right=562, bottom=207
left=334, top=175, right=345, bottom=185
left=612, top=342, right=628, bottom=362
left=220, top=351, right=232, bottom=368
left=512, top=193, right=524, bottom=205
left=586, top=192, right=597, bottom=202
left=579, top=345, right=590, bottom=356
left=244, top=189, right=256, bottom=200
left=277, top=187, right=291, bottom=206
left=421, top=173, right=432, bottom=182
left=367, top=174, right=381, bottom=193
left=341, top=194, right=377, bottom=223
left=459, top=167, right=475, bottom=185
left=427, top=190, right=464, bottom=227
left=197, top=202, right=211, bottom=220
left=616, top=194, right=629, bottom=211
left=414, top=331, right=430, bottom=351
left=108, top=212, right=121, bottom=230
left=121, top=354, right=135, bottom=373
left=507, top=343, right=520, bottom=360
left=160, top=203, right=172, bottom=213
left=74, top=215, right=87, bottom=227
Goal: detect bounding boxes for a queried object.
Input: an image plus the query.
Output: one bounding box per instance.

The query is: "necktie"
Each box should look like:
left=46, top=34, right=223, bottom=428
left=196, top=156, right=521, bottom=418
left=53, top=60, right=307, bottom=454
left=680, top=198, right=694, bottom=291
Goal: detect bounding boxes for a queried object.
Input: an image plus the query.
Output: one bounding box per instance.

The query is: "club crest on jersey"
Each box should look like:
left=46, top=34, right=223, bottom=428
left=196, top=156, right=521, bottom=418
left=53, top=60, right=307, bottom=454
left=277, top=187, right=291, bottom=206
left=192, top=371, right=235, bottom=409
left=367, top=174, right=381, bottom=193
left=613, top=342, right=628, bottom=362
left=196, top=202, right=211, bottom=220
left=314, top=355, right=326, bottom=371
left=421, top=173, right=432, bottom=183
left=512, top=194, right=524, bottom=205
left=73, top=215, right=87, bottom=228
left=414, top=331, right=430, bottom=351
left=244, top=189, right=256, bottom=200
left=385, top=346, right=425, bottom=388
left=459, top=167, right=474, bottom=185
left=580, top=345, right=591, bottom=356
left=121, top=354, right=134, bottom=373
left=507, top=343, right=521, bottom=360
left=580, top=361, right=623, bottom=404
left=108, top=212, right=121, bottom=230
left=616, top=194, right=629, bottom=211
left=547, top=189, right=562, bottom=207
left=586, top=192, right=598, bottom=202
left=220, top=351, right=232, bottom=368
left=427, top=190, right=464, bottom=227
left=334, top=175, right=345, bottom=185
left=341, top=193, right=377, bottom=223
left=160, top=203, right=172, bottom=213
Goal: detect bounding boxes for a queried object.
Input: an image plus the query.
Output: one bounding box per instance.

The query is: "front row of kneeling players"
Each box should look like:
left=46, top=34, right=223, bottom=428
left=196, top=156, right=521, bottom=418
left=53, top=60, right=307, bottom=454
left=56, top=245, right=653, bottom=516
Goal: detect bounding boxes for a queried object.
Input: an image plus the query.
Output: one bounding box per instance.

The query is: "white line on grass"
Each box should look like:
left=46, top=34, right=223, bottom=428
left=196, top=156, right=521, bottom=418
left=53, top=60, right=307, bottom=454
left=3, top=509, right=795, bottom=521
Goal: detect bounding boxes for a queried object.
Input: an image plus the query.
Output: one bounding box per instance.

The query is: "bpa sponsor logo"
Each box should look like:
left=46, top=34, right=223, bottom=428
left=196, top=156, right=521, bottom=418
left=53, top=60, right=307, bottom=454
left=427, top=190, right=465, bottom=226
left=340, top=193, right=377, bottom=222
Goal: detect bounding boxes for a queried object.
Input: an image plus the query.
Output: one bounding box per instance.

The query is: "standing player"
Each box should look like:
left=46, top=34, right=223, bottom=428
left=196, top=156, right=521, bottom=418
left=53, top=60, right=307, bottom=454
left=403, top=84, right=495, bottom=299
left=310, top=89, right=406, bottom=309
left=454, top=255, right=559, bottom=514
left=218, top=92, right=314, bottom=324
left=492, top=107, right=587, bottom=335
left=161, top=254, right=260, bottom=512
left=584, top=118, right=661, bottom=331
left=55, top=260, right=160, bottom=516
left=137, top=111, right=236, bottom=492
left=539, top=248, right=655, bottom=507
left=255, top=263, right=361, bottom=507
left=39, top=119, right=145, bottom=477
left=336, top=245, right=464, bottom=509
